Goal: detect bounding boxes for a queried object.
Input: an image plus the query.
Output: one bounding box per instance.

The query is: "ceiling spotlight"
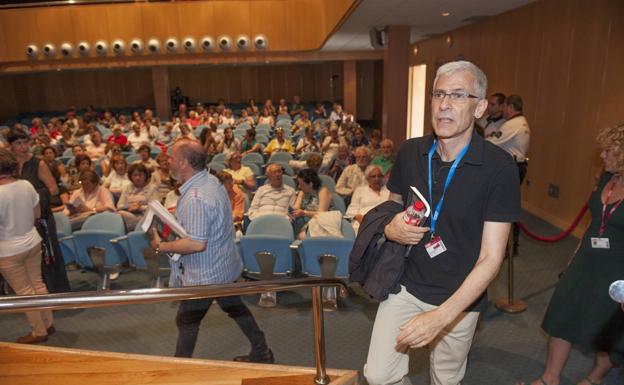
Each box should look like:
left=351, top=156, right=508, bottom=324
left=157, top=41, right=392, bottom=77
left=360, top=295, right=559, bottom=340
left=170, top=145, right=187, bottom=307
left=218, top=35, right=232, bottom=50
left=442, top=12, right=451, bottom=17
left=183, top=37, right=196, bottom=52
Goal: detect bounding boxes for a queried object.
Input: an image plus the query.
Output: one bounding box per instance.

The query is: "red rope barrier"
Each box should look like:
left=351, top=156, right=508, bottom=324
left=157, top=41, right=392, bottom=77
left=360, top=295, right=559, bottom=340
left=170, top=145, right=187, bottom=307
left=518, top=199, right=590, bottom=243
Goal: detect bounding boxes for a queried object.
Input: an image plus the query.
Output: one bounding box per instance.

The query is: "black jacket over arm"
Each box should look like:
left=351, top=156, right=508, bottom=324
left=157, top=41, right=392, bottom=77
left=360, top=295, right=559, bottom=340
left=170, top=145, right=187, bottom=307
left=348, top=200, right=408, bottom=301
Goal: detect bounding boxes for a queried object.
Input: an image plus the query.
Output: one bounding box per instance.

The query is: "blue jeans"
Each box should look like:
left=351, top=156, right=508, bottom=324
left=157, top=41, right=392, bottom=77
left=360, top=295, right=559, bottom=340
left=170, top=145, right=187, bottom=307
left=175, top=295, right=267, bottom=357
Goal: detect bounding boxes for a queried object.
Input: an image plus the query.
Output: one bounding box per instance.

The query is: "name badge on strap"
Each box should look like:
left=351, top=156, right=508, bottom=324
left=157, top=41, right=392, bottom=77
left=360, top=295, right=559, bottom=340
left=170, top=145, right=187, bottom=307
left=425, top=235, right=447, bottom=258
left=590, top=237, right=610, bottom=249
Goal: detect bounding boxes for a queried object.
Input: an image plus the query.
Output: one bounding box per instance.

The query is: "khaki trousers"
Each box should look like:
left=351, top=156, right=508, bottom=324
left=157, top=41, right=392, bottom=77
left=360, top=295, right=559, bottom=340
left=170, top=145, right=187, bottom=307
left=364, top=286, right=479, bottom=385
left=0, top=245, right=53, bottom=336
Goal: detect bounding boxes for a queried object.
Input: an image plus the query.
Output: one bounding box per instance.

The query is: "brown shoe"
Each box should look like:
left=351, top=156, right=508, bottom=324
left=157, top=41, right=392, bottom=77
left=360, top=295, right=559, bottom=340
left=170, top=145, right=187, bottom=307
left=46, top=326, right=56, bottom=335
left=16, top=333, right=48, bottom=344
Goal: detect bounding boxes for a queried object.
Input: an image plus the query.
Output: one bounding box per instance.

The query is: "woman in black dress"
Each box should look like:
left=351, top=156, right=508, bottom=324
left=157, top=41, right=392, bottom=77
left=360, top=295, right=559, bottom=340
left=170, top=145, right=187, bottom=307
left=5, top=129, right=70, bottom=293
left=521, top=123, right=624, bottom=385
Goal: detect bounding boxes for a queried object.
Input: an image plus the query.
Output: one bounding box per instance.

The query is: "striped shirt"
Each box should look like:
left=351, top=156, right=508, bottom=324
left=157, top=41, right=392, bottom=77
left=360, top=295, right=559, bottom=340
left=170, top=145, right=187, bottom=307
left=170, top=170, right=243, bottom=287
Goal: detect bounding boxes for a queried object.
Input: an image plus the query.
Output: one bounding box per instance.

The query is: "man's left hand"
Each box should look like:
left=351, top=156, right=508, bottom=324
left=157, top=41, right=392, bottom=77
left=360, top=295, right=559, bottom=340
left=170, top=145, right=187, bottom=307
left=396, top=309, right=449, bottom=349
left=149, top=228, right=161, bottom=250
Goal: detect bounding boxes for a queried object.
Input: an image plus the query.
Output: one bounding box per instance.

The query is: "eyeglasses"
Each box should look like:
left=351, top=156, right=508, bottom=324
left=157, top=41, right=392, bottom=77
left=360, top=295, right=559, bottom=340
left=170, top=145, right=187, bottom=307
left=432, top=90, right=480, bottom=102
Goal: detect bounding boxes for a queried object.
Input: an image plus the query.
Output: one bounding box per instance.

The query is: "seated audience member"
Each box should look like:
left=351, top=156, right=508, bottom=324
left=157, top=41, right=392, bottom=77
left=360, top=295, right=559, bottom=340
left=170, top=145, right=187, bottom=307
left=335, top=146, right=371, bottom=198
left=66, top=154, right=93, bottom=191
left=257, top=108, right=275, bottom=127
left=0, top=148, right=54, bottom=344
left=345, top=165, right=389, bottom=234
left=65, top=144, right=84, bottom=169
left=178, top=123, right=197, bottom=142
left=329, top=103, right=345, bottom=123
left=100, top=143, right=123, bottom=177
left=263, top=98, right=277, bottom=116
left=156, top=122, right=177, bottom=146
left=30, top=117, right=45, bottom=137
left=102, top=154, right=130, bottom=201
left=220, top=109, right=235, bottom=126
left=134, top=144, right=159, bottom=172
left=326, top=144, right=354, bottom=181
left=291, top=168, right=333, bottom=239
left=187, top=110, right=201, bottom=128
left=199, top=128, right=219, bottom=159
left=277, top=98, right=289, bottom=115
left=351, top=127, right=370, bottom=148
left=81, top=124, right=98, bottom=147
left=56, top=125, right=77, bottom=151
left=321, top=124, right=349, bottom=170
left=64, top=170, right=116, bottom=226
left=224, top=151, right=256, bottom=193
left=264, top=127, right=294, bottom=155
left=370, top=138, right=395, bottom=176
left=296, top=126, right=321, bottom=155
left=127, top=122, right=150, bottom=150
left=248, top=163, right=296, bottom=222
left=292, top=110, right=312, bottom=135
left=313, top=103, right=327, bottom=119
left=368, top=128, right=382, bottom=155
left=85, top=131, right=106, bottom=161
left=291, top=151, right=323, bottom=173
left=106, top=125, right=128, bottom=149
left=241, top=129, right=262, bottom=155
left=41, top=146, right=67, bottom=185
left=216, top=171, right=245, bottom=224
left=289, top=95, right=304, bottom=118
left=151, top=153, right=174, bottom=202
left=117, top=163, right=159, bottom=230
left=237, top=109, right=255, bottom=127
left=217, top=126, right=241, bottom=157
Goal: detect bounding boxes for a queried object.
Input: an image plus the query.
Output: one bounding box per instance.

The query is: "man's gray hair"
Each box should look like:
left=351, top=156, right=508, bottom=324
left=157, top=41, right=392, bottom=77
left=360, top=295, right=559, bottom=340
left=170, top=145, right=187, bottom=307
left=434, top=60, right=487, bottom=99
left=177, top=140, right=207, bottom=171
left=364, top=164, right=383, bottom=178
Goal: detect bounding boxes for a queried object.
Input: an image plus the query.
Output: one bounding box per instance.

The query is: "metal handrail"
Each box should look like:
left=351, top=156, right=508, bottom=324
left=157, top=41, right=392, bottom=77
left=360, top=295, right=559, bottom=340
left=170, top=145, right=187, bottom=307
left=0, top=277, right=347, bottom=385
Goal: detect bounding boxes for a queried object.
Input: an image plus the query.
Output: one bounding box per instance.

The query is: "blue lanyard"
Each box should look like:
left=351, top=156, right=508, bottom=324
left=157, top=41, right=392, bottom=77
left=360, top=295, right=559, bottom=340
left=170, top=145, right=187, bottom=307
left=427, top=140, right=470, bottom=236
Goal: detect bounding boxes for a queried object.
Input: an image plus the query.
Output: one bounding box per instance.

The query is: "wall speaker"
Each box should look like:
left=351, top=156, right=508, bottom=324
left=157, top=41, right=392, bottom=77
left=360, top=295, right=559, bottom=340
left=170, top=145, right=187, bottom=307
left=253, top=34, right=268, bottom=50
left=130, top=39, right=143, bottom=53
left=43, top=43, right=56, bottom=57
left=95, top=40, right=108, bottom=56
left=200, top=36, right=214, bottom=51
left=218, top=35, right=232, bottom=50
left=78, top=41, right=90, bottom=56
left=147, top=38, right=160, bottom=53
left=26, top=44, right=38, bottom=58
left=165, top=37, right=178, bottom=52
left=183, top=37, right=196, bottom=52
left=112, top=39, right=125, bottom=54
left=60, top=42, right=73, bottom=57
left=236, top=35, right=249, bottom=50
left=369, top=27, right=387, bottom=50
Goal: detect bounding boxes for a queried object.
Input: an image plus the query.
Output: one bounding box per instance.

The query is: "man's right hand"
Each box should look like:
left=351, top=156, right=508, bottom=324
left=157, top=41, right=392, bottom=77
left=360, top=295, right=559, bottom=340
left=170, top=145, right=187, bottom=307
left=384, top=211, right=430, bottom=245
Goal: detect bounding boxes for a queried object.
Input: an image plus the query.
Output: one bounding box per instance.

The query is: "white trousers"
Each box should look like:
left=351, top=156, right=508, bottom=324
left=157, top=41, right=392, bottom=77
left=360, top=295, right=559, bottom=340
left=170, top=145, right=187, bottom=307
left=364, top=286, right=480, bottom=385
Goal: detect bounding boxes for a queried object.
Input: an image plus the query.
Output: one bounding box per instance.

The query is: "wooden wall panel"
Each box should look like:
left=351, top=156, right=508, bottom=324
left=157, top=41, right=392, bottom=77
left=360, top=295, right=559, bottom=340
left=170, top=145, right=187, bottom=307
left=0, top=76, right=18, bottom=121
left=410, top=0, right=624, bottom=234
left=105, top=5, right=143, bottom=51
left=0, top=0, right=356, bottom=66
left=141, top=4, right=180, bottom=45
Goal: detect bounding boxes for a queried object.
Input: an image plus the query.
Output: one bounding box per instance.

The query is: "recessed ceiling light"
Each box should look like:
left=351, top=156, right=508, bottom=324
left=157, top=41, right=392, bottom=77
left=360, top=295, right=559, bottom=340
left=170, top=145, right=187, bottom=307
left=442, top=12, right=450, bottom=17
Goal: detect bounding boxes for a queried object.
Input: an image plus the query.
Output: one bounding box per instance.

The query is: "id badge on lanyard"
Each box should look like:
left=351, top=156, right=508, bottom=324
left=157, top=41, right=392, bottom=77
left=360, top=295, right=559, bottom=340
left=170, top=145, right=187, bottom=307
left=593, top=178, right=623, bottom=249
left=425, top=140, right=470, bottom=258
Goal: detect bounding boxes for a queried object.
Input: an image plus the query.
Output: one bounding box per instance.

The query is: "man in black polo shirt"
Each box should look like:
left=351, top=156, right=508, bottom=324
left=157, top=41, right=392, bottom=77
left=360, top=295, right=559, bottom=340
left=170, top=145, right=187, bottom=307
left=364, top=61, right=520, bottom=385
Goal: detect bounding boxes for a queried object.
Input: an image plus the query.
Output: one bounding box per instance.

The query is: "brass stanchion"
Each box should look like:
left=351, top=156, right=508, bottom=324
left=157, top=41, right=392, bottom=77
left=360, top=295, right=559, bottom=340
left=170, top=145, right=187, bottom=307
left=495, top=225, right=527, bottom=313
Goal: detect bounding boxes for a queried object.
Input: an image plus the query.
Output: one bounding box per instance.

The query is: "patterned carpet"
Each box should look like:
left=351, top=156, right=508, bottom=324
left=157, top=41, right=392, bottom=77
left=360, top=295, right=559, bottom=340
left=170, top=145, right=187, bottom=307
left=0, top=211, right=622, bottom=385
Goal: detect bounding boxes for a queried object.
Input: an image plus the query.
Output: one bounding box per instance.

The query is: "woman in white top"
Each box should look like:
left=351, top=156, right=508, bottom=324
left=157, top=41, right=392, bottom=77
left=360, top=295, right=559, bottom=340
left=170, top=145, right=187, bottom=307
left=117, top=163, right=160, bottom=230
left=0, top=149, right=54, bottom=344
left=102, top=154, right=130, bottom=201
left=64, top=170, right=116, bottom=227
left=345, top=165, right=390, bottom=234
